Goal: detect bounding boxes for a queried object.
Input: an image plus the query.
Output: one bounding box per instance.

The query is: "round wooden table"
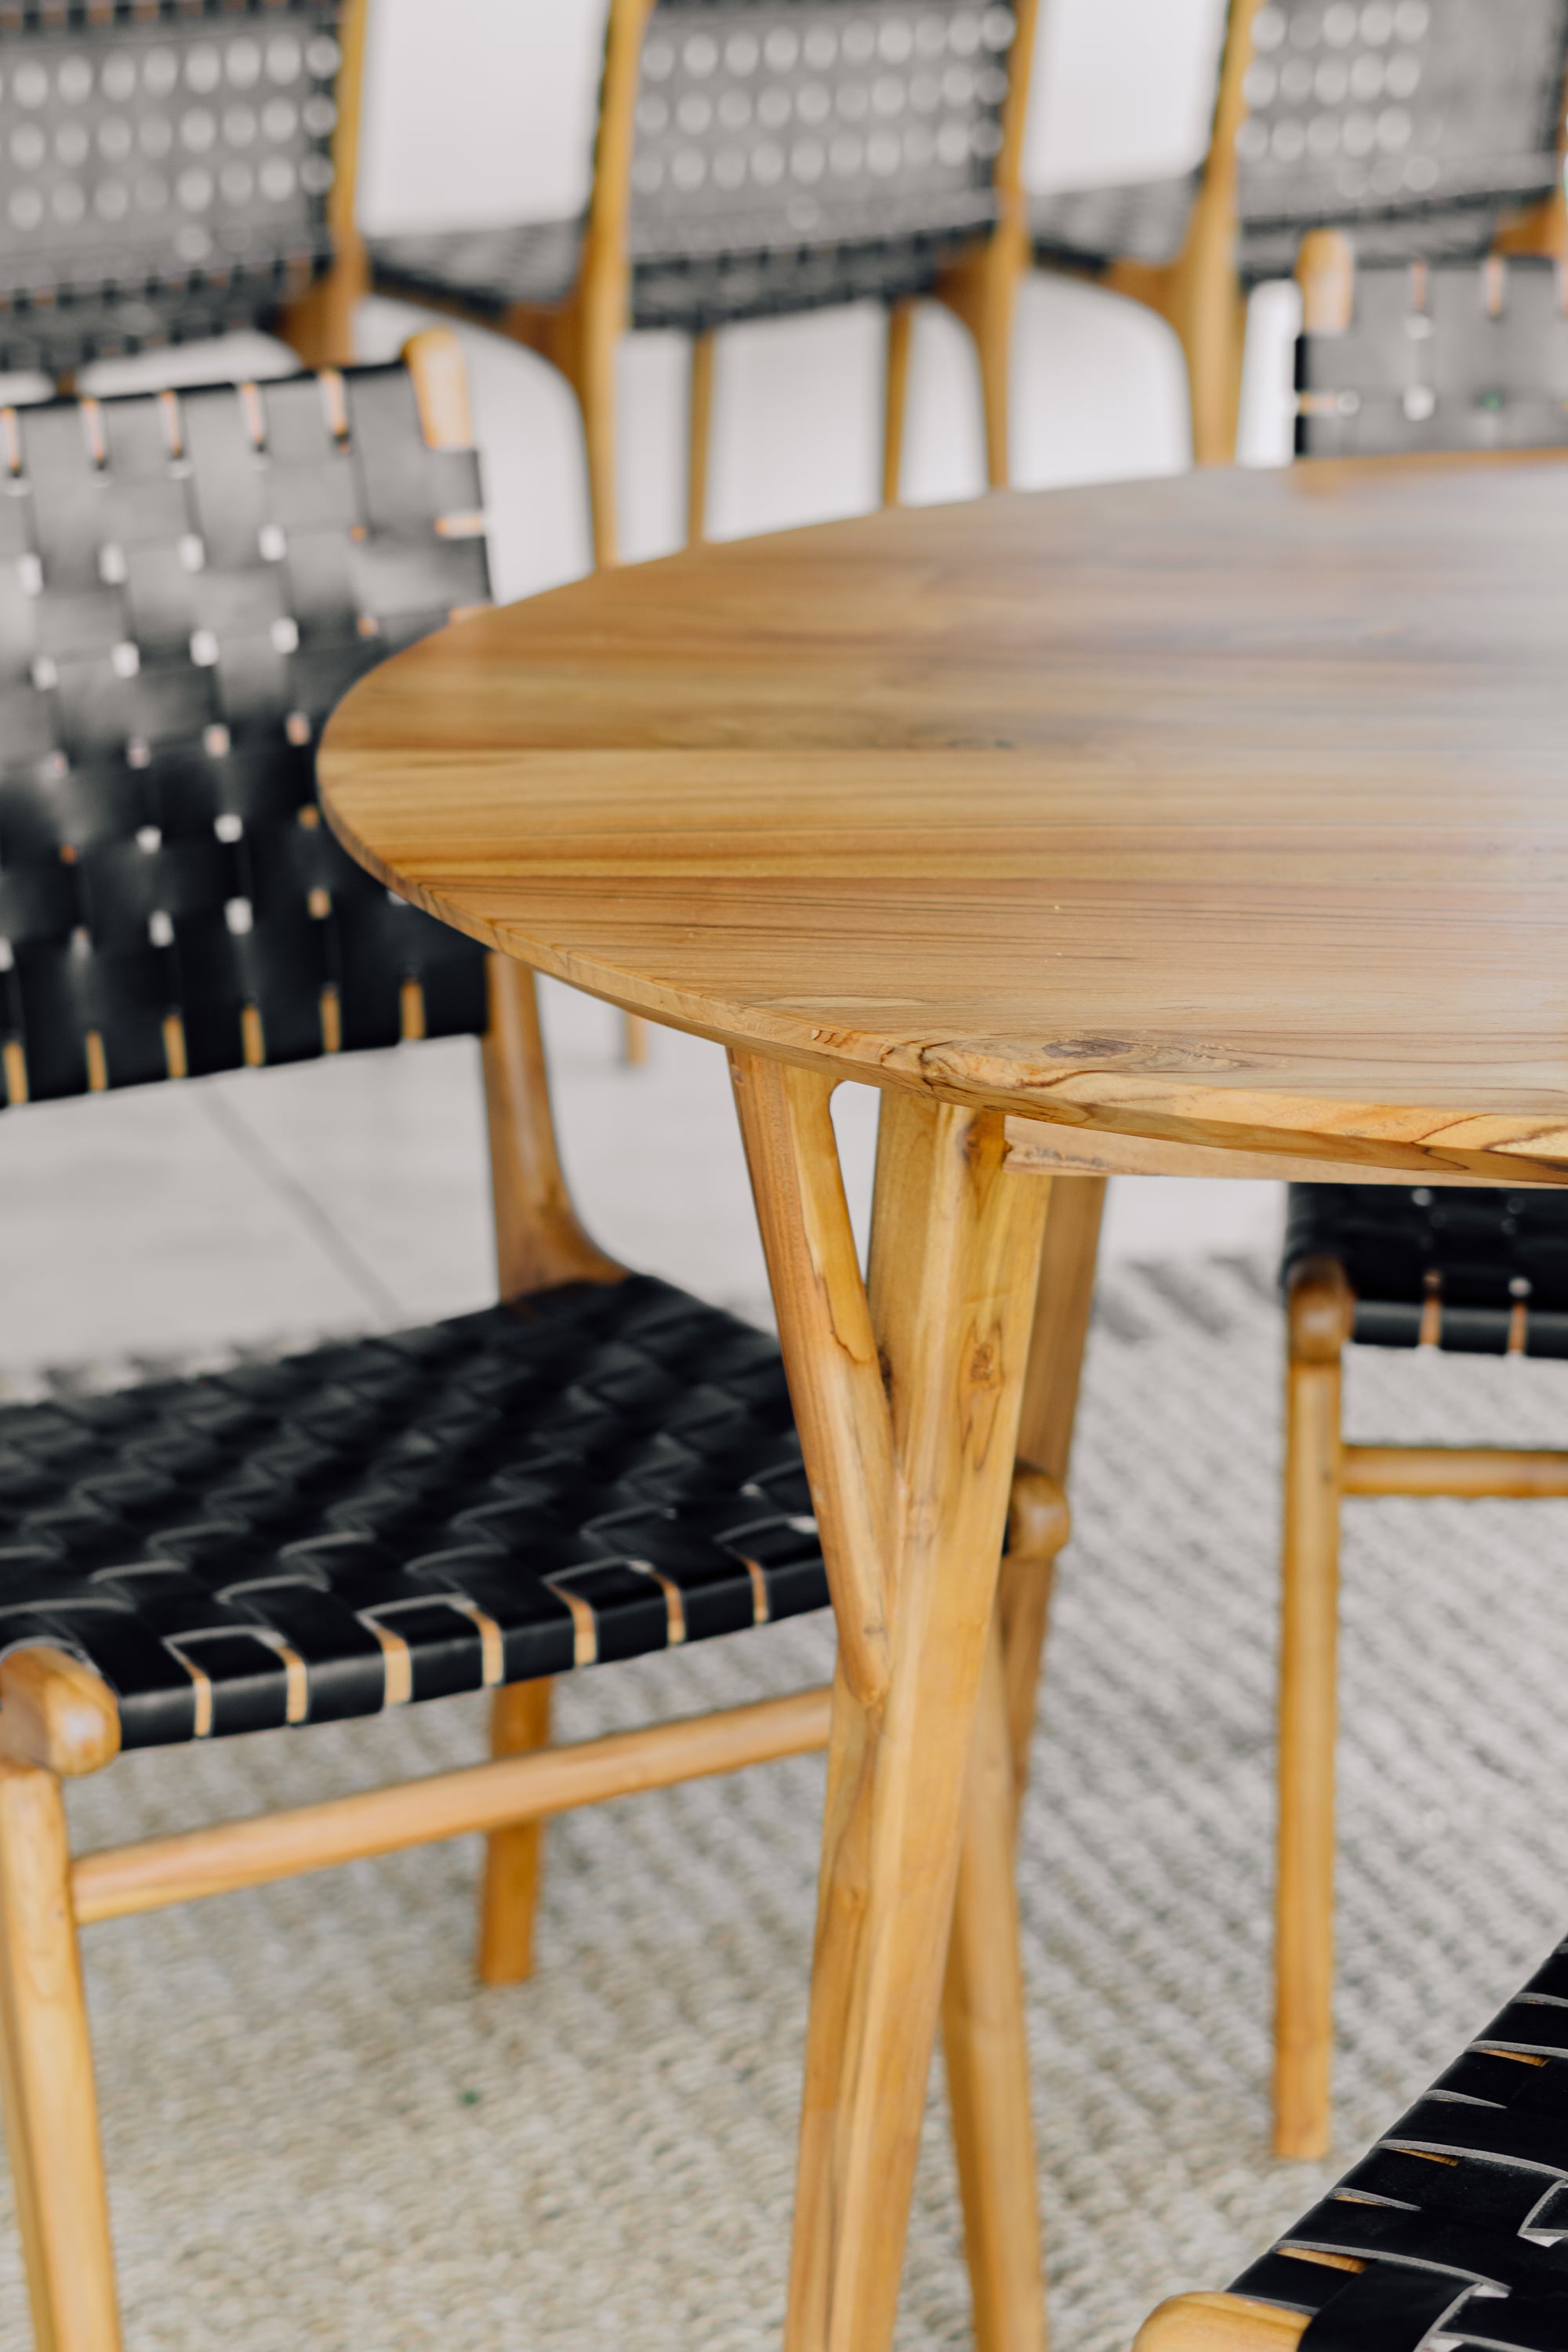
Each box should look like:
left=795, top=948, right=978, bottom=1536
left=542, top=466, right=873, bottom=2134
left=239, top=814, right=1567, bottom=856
left=321, top=457, right=1568, bottom=2352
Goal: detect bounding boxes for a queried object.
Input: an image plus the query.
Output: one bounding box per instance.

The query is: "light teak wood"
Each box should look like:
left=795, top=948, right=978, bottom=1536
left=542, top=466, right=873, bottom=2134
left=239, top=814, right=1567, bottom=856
left=1274, top=1258, right=1352, bottom=2161
left=688, top=331, right=717, bottom=544
left=942, top=1616, right=1047, bottom=2352
left=734, top=1067, right=1049, bottom=2352
left=481, top=953, right=624, bottom=1298
left=71, top=1688, right=833, bottom=1928
left=319, top=460, right=1568, bottom=1192
left=477, top=1678, right=554, bottom=1985
left=997, top=1175, right=1103, bottom=1791
left=0, top=1649, right=120, bottom=1780
left=931, top=0, right=1040, bottom=492
left=1103, top=0, right=1266, bottom=466
left=1341, top=1445, right=1568, bottom=1497
left=1135, top=2293, right=1311, bottom=2352
left=0, top=1761, right=121, bottom=2352
left=278, top=0, right=368, bottom=368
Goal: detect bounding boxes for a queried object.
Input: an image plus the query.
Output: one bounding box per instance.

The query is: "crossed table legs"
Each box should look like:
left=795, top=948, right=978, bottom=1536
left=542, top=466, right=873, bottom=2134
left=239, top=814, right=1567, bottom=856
left=731, top=1056, right=1054, bottom=2352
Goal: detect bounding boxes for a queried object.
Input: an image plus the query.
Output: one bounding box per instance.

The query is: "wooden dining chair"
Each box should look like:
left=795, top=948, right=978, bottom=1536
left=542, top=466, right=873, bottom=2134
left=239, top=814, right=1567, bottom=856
left=1030, top=0, right=1568, bottom=468
left=0, top=320, right=1085, bottom=2352
left=0, top=1, right=366, bottom=385
left=1134, top=1926, right=1568, bottom=2352
left=365, top=0, right=1041, bottom=563
left=1264, top=247, right=1568, bottom=2172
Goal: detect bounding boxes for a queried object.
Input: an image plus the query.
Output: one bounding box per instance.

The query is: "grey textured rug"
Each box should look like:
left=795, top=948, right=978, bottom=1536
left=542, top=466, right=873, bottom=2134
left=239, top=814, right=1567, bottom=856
left=7, top=1255, right=1568, bottom=2352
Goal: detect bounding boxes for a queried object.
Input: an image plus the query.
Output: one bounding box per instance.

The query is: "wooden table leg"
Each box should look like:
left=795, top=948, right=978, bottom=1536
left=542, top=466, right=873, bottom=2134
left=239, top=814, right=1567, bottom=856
left=731, top=1056, right=1050, bottom=2352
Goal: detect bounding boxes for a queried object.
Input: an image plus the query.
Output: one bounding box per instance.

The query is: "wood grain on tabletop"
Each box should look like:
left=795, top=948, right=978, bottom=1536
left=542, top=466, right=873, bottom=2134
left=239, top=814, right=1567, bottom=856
left=320, top=458, right=1568, bottom=1183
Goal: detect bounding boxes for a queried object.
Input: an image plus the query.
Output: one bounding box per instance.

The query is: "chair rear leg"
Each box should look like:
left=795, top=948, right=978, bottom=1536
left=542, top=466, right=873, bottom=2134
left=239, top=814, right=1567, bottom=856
left=476, top=1680, right=554, bottom=1986
left=0, top=1758, right=122, bottom=2352
left=1274, top=1259, right=1352, bottom=2160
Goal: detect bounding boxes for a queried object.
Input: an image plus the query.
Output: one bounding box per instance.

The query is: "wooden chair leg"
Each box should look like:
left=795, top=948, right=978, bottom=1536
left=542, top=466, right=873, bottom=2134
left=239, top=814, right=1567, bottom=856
left=942, top=1613, right=1046, bottom=2352
left=1273, top=1257, right=1353, bottom=2161
left=998, top=1174, right=1105, bottom=1795
left=0, top=1759, right=122, bottom=2352
left=688, top=329, right=717, bottom=545
left=476, top=1679, right=554, bottom=1987
left=621, top=1011, right=650, bottom=1066
left=1136, top=2292, right=1310, bottom=2352
left=883, top=299, right=916, bottom=506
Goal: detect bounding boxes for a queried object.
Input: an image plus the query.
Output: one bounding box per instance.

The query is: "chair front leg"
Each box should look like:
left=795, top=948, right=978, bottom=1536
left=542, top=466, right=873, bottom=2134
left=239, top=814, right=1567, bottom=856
left=477, top=1679, right=554, bottom=1986
left=0, top=1758, right=122, bottom=2352
left=1273, top=1256, right=1353, bottom=2161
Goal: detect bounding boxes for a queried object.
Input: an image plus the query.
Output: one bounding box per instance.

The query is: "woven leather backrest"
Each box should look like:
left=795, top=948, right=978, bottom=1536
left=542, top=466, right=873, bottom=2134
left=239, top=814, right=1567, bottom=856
left=630, top=1, right=1016, bottom=267
left=0, top=1, right=343, bottom=376
left=1296, top=254, right=1568, bottom=452
left=0, top=358, right=491, bottom=1108
left=1237, top=0, right=1568, bottom=274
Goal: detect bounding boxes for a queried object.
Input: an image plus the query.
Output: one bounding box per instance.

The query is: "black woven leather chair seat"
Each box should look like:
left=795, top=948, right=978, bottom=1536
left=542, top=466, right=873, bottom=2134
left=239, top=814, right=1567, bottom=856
left=1029, top=175, right=1200, bottom=274
left=1284, top=1185, right=1568, bottom=1356
left=369, top=222, right=586, bottom=325
left=1231, top=1934, right=1568, bottom=2350
left=0, top=1274, right=829, bottom=1752
left=0, top=0, right=343, bottom=376
left=1294, top=257, right=1568, bottom=458
left=1234, top=0, right=1568, bottom=288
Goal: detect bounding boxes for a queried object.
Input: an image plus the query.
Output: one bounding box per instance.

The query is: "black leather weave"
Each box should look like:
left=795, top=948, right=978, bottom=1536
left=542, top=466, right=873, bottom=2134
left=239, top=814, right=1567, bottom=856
left=0, top=1275, right=830, bottom=1751
left=1283, top=1184, right=1568, bottom=1356
left=0, top=358, right=490, bottom=1105
left=1232, top=1934, right=1568, bottom=2350
left=1294, top=257, right=1568, bottom=456
left=1032, top=1, right=1568, bottom=288
left=1236, top=0, right=1568, bottom=286
left=375, top=0, right=1018, bottom=338
left=0, top=1, right=344, bottom=376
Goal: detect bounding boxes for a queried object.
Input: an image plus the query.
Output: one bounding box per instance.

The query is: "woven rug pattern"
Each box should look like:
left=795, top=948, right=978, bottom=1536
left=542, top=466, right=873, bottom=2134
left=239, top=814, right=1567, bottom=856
left=4, top=1254, right=1568, bottom=2350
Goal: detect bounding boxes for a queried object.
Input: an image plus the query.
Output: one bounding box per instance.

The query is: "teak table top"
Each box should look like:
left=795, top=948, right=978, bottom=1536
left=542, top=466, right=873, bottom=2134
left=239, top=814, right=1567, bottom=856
left=321, top=456, right=1568, bottom=1187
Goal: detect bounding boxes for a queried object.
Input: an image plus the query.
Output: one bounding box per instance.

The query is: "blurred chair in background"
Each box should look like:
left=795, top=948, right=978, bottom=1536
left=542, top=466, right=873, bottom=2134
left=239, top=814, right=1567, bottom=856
left=368, top=0, right=1041, bottom=563
left=0, top=1, right=367, bottom=383
left=1263, top=231, right=1568, bottom=2167
left=1031, top=0, right=1568, bottom=467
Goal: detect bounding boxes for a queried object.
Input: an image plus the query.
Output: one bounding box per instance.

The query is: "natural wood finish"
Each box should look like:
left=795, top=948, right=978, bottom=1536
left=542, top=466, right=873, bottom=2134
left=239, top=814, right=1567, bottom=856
left=932, top=0, right=1040, bottom=489
left=882, top=299, right=916, bottom=506
left=71, top=1686, right=833, bottom=1928
left=481, top=954, right=624, bottom=1299
left=1134, top=2293, right=1311, bottom=2352
left=942, top=1616, right=1047, bottom=2352
left=998, top=1177, right=1103, bottom=1791
left=1104, top=0, right=1266, bottom=466
left=278, top=0, right=369, bottom=368
left=1296, top=230, right=1356, bottom=337
left=477, top=1678, right=554, bottom=1986
left=498, top=0, right=655, bottom=568
left=688, top=330, right=717, bottom=546
left=1342, top=1444, right=1568, bottom=1498
left=1274, top=1259, right=1352, bottom=2162
left=0, top=1760, right=121, bottom=2352
left=403, top=325, right=474, bottom=452
left=321, top=459, right=1568, bottom=1193
left=0, top=1650, right=119, bottom=1781
left=622, top=1011, right=651, bottom=1065
left=1490, top=55, right=1568, bottom=264
left=1002, top=1116, right=1562, bottom=1188
left=728, top=1057, right=896, bottom=1708
left=740, top=1078, right=1048, bottom=2352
